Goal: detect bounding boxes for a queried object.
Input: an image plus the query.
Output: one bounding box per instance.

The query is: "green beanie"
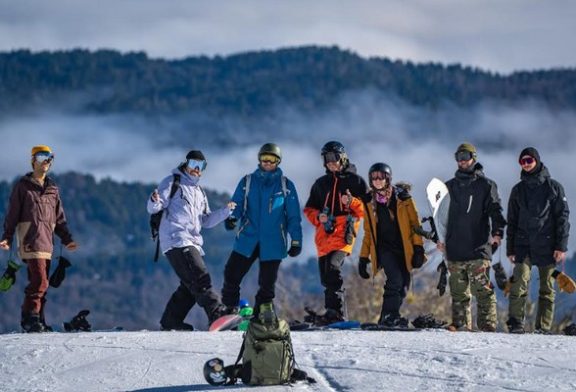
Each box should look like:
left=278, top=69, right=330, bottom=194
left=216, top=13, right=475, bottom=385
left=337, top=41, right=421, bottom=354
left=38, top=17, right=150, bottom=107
left=456, top=143, right=477, bottom=154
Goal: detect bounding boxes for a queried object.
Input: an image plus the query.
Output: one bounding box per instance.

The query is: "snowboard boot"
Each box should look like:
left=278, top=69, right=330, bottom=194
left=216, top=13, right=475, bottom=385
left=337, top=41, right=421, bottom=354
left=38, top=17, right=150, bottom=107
left=379, top=313, right=409, bottom=329
left=506, top=318, right=525, bottom=334
left=447, top=321, right=471, bottom=332
left=258, top=302, right=277, bottom=325
left=207, top=304, right=230, bottom=325
left=305, top=308, right=344, bottom=326
left=21, top=314, right=46, bottom=333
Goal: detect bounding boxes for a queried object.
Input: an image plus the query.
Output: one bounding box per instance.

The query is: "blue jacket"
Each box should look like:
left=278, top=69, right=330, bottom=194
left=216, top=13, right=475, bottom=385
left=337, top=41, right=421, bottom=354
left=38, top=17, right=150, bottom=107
left=147, top=168, right=232, bottom=255
left=230, top=167, right=302, bottom=261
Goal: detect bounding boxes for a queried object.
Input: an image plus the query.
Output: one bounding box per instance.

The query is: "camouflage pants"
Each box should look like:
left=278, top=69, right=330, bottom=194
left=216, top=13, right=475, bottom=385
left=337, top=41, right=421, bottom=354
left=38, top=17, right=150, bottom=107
left=448, top=259, right=496, bottom=330
left=508, top=257, right=555, bottom=331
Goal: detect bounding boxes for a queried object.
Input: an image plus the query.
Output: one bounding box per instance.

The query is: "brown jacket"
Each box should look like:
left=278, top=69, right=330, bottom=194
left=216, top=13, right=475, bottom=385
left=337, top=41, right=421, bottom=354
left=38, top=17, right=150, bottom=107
left=2, top=174, right=73, bottom=260
left=360, top=184, right=425, bottom=275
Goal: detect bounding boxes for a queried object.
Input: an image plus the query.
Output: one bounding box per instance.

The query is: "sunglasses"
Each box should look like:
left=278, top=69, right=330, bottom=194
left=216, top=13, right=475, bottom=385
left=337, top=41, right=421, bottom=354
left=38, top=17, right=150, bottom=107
left=323, top=151, right=341, bottom=163
left=34, top=152, right=54, bottom=163
left=455, top=150, right=473, bottom=162
left=259, top=154, right=279, bottom=165
left=187, top=159, right=207, bottom=171
left=519, top=157, right=535, bottom=165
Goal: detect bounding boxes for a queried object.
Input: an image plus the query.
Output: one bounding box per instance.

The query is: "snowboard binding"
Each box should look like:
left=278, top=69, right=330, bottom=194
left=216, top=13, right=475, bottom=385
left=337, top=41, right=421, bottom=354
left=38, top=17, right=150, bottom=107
left=64, top=309, right=92, bottom=332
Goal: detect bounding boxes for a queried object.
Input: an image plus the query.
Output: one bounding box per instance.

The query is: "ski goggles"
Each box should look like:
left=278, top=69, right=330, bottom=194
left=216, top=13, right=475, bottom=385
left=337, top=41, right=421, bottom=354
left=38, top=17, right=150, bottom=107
left=370, top=172, right=390, bottom=181
left=34, top=152, right=54, bottom=164
left=259, top=154, right=280, bottom=164
left=322, top=151, right=341, bottom=163
left=454, top=150, right=474, bottom=162
left=187, top=159, right=207, bottom=171
left=519, top=156, right=535, bottom=166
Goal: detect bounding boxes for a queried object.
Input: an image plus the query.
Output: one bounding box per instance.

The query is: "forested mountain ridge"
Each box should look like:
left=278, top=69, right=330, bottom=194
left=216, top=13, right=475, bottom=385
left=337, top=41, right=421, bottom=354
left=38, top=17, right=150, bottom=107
left=1, top=46, right=575, bottom=118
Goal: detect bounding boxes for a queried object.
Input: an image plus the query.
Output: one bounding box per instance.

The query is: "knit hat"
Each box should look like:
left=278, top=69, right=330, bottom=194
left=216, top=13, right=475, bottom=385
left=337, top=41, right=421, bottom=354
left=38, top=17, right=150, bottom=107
left=456, top=143, right=477, bottom=155
left=519, top=147, right=540, bottom=163
left=186, top=150, right=206, bottom=161
left=31, top=145, right=52, bottom=156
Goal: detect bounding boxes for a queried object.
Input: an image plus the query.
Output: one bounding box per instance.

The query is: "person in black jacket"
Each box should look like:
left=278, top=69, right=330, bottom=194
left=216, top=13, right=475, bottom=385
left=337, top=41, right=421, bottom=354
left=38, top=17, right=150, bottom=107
left=437, top=143, right=506, bottom=332
left=506, top=147, right=570, bottom=334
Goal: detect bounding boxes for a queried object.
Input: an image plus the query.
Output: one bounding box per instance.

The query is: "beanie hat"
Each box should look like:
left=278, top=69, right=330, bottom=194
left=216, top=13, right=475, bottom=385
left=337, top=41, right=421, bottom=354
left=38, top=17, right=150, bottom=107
left=519, top=147, right=540, bottom=163
left=186, top=150, right=206, bottom=161
left=456, top=143, right=477, bottom=155
left=31, top=145, right=52, bottom=156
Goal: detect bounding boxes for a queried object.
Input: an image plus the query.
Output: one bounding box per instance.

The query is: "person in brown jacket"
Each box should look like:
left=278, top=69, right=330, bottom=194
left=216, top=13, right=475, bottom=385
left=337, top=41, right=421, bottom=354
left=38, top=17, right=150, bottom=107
left=358, top=163, right=426, bottom=327
left=0, top=145, right=77, bottom=332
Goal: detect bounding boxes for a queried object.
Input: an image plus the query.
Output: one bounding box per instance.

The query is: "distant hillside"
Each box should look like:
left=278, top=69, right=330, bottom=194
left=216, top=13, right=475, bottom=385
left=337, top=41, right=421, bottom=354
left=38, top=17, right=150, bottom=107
left=1, top=46, right=575, bottom=119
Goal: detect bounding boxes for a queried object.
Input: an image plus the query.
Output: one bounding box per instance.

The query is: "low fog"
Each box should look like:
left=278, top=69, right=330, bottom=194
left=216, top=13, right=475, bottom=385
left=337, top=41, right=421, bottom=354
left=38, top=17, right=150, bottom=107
left=1, top=92, right=574, bottom=266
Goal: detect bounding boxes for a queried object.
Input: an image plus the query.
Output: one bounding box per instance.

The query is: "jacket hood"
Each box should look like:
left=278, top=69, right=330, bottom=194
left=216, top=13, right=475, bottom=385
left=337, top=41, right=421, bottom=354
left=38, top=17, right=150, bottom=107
left=172, top=167, right=200, bottom=186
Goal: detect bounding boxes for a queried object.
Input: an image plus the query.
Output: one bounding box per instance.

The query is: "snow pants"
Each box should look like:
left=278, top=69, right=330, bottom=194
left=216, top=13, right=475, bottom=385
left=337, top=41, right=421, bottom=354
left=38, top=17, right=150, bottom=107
left=508, top=257, right=555, bottom=332
left=318, top=250, right=347, bottom=316
left=22, top=258, right=51, bottom=321
left=221, top=245, right=280, bottom=316
left=448, top=258, right=496, bottom=330
left=378, top=249, right=409, bottom=319
left=161, top=246, right=221, bottom=326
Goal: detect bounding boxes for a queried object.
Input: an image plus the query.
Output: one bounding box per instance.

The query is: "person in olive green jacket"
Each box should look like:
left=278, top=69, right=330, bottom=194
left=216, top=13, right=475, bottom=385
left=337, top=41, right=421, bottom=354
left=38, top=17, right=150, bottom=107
left=358, top=162, right=425, bottom=327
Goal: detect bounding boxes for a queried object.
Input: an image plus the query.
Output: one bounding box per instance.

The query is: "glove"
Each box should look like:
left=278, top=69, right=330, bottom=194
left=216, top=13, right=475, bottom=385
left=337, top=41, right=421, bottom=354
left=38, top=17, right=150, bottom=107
left=358, top=257, right=370, bottom=279
left=287, top=240, right=302, bottom=257
left=552, top=270, right=576, bottom=294
left=492, top=262, right=508, bottom=290
left=224, top=217, right=237, bottom=231
left=0, top=260, right=21, bottom=292
left=49, top=256, right=72, bottom=288
left=437, top=261, right=448, bottom=296
left=411, top=245, right=425, bottom=269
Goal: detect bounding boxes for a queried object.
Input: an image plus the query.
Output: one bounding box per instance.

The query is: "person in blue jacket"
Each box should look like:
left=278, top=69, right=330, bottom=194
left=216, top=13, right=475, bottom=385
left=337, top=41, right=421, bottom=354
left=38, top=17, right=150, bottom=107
left=222, top=143, right=303, bottom=322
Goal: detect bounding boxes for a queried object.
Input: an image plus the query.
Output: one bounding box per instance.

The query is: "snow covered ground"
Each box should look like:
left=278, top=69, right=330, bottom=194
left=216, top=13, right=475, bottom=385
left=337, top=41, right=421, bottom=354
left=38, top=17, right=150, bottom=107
left=1, top=329, right=575, bottom=392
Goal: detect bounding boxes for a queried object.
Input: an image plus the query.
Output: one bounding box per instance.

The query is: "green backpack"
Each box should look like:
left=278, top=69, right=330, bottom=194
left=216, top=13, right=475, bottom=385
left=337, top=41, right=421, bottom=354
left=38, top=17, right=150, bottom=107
left=241, top=318, right=294, bottom=385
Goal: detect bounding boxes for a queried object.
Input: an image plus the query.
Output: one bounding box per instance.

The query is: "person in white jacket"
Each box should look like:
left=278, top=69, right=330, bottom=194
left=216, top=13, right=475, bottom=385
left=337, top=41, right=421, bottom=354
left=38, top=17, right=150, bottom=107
left=147, top=150, right=235, bottom=330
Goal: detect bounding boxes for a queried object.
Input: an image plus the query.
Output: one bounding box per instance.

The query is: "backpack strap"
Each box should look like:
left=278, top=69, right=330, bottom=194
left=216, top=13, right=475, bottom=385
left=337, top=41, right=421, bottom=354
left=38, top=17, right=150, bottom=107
left=281, top=176, right=288, bottom=197
left=153, top=173, right=181, bottom=262
left=243, top=174, right=251, bottom=217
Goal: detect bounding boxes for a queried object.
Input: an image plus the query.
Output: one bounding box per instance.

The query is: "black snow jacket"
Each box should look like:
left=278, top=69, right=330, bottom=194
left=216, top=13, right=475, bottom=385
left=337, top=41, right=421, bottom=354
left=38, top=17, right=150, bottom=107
left=445, top=163, right=506, bottom=262
left=506, top=164, right=570, bottom=266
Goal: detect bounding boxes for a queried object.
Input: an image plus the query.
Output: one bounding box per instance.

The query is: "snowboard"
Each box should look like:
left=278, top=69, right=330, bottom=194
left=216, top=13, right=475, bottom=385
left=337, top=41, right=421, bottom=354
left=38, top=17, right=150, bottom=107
left=425, top=177, right=450, bottom=242
left=360, top=322, right=421, bottom=332
left=209, top=314, right=243, bottom=332
left=289, top=320, right=360, bottom=331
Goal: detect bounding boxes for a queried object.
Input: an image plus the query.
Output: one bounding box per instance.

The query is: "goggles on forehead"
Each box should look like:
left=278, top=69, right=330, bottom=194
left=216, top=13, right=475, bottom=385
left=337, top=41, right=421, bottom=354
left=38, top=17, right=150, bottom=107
left=187, top=159, right=207, bottom=171
left=455, top=150, right=474, bottom=162
left=322, top=151, right=341, bottom=164
left=34, top=152, right=54, bottom=163
left=259, top=154, right=279, bottom=164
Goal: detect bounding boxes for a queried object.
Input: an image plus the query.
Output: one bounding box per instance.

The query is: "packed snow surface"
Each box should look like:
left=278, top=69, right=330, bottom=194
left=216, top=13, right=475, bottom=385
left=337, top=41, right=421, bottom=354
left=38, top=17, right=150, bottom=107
left=1, top=329, right=575, bottom=391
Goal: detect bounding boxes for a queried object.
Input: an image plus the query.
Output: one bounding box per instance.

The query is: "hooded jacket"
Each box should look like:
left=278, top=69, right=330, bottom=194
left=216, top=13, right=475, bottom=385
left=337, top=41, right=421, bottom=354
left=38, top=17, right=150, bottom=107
left=229, top=167, right=302, bottom=261
left=147, top=167, right=231, bottom=255
left=304, top=164, right=368, bottom=257
left=444, top=163, right=506, bottom=261
left=506, top=163, right=570, bottom=266
left=360, top=183, right=425, bottom=275
left=1, top=173, right=74, bottom=260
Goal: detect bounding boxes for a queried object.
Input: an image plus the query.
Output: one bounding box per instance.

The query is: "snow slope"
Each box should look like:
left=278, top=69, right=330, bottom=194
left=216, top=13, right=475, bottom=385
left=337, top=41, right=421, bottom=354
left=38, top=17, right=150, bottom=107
left=1, top=329, right=575, bottom=391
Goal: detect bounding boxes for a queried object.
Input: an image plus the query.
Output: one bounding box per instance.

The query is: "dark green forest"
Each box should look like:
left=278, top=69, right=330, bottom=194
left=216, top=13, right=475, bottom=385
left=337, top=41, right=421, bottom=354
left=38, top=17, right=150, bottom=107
left=1, top=46, right=575, bottom=119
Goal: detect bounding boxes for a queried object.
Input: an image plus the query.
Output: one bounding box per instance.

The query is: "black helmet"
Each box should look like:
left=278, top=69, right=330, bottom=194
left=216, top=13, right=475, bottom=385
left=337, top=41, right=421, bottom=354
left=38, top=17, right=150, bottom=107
left=321, top=141, right=346, bottom=155
left=321, top=141, right=348, bottom=167
left=203, top=358, right=227, bottom=386
left=368, top=163, right=392, bottom=188
left=258, top=143, right=282, bottom=163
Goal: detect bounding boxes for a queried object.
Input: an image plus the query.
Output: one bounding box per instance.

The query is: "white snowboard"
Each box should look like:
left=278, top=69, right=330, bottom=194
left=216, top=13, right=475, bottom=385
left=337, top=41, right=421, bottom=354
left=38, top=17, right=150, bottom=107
left=425, top=178, right=450, bottom=243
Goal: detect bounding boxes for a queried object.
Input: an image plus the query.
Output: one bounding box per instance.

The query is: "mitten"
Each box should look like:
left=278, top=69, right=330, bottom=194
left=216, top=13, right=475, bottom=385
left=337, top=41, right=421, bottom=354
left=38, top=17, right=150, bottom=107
left=224, top=217, right=237, bottom=231
left=552, top=270, right=576, bottom=294
left=287, top=240, right=302, bottom=257
left=358, top=257, right=370, bottom=279
left=411, top=245, right=425, bottom=269
left=0, top=260, right=21, bottom=292
left=492, top=262, right=508, bottom=290
left=49, top=256, right=72, bottom=288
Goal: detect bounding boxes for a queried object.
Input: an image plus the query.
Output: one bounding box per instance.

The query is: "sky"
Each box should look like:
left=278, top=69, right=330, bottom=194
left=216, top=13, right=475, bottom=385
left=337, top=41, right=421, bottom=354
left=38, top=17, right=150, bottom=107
left=0, top=0, right=575, bottom=73
left=1, top=328, right=576, bottom=391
